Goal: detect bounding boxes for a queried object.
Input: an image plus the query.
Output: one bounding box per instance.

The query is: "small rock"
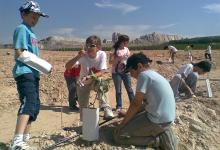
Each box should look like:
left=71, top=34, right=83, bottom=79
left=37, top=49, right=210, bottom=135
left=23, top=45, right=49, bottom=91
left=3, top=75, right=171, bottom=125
left=211, top=128, right=219, bottom=133
left=117, top=147, right=123, bottom=150
left=175, top=116, right=183, bottom=125
left=60, top=131, right=67, bottom=137
left=92, top=143, right=96, bottom=149
left=180, top=115, right=202, bottom=126
left=44, top=140, right=54, bottom=146
left=130, top=145, right=135, bottom=149
left=146, top=148, right=155, bottom=150
left=95, top=145, right=101, bottom=150
left=205, top=108, right=216, bottom=118
left=188, top=138, right=195, bottom=149
left=190, top=124, right=203, bottom=132
left=195, top=146, right=204, bottom=150
left=177, top=143, right=191, bottom=150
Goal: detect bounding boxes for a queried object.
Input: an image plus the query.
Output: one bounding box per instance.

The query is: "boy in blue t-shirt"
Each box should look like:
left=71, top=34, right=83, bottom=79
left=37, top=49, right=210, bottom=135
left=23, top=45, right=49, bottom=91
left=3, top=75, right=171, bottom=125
left=11, top=1, right=49, bottom=149
left=114, top=53, right=176, bottom=149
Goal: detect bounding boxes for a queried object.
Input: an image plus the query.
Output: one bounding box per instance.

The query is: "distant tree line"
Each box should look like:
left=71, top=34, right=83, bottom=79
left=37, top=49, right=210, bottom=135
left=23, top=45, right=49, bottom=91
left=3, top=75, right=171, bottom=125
left=168, top=36, right=220, bottom=50
left=6, top=35, right=217, bottom=51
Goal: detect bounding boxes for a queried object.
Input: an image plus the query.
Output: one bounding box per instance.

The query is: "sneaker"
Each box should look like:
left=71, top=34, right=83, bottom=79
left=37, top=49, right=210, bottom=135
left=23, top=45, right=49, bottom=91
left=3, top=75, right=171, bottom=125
left=11, top=142, right=35, bottom=150
left=69, top=105, right=79, bottom=111
left=116, top=107, right=121, bottom=113
left=104, top=107, right=114, bottom=120
left=159, top=128, right=177, bottom=150
left=23, top=134, right=30, bottom=142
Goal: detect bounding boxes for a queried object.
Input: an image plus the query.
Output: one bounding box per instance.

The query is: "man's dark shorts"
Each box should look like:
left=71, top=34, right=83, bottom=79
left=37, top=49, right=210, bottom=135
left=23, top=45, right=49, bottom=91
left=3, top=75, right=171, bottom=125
left=15, top=73, right=40, bottom=122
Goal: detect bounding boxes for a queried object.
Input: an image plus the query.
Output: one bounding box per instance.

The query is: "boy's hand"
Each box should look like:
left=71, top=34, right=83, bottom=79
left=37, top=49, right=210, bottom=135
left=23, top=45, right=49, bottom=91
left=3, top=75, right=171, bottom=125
left=15, top=49, right=24, bottom=58
left=79, top=75, right=92, bottom=86
left=78, top=45, right=86, bottom=57
left=78, top=49, right=86, bottom=57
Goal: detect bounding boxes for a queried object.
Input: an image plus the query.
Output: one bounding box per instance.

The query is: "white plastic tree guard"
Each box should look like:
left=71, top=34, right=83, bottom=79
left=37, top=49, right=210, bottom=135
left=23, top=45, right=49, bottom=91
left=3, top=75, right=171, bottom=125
left=205, top=79, right=212, bottom=98
left=82, top=108, right=99, bottom=141
left=17, top=50, right=52, bottom=75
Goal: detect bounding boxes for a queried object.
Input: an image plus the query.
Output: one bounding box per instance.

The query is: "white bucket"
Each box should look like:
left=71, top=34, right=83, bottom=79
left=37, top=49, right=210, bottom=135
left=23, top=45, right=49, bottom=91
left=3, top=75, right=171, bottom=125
left=82, top=108, right=99, bottom=141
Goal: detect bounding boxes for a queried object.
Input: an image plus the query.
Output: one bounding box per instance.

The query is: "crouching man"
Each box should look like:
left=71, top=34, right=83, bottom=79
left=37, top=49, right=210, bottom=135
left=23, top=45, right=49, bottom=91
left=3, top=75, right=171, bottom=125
left=170, top=60, right=212, bottom=100
left=114, top=53, right=176, bottom=150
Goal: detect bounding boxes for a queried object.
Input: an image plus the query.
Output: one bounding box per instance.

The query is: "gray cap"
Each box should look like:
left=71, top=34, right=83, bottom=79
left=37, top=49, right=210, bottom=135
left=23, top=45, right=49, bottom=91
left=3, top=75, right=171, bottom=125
left=19, top=1, right=49, bottom=17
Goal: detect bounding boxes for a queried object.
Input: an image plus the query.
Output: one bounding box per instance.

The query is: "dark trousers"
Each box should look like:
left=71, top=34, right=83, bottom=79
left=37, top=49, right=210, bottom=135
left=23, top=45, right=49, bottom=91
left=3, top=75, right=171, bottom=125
left=15, top=73, right=40, bottom=122
left=171, top=52, right=176, bottom=63
left=205, top=53, right=212, bottom=61
left=64, top=76, right=78, bottom=107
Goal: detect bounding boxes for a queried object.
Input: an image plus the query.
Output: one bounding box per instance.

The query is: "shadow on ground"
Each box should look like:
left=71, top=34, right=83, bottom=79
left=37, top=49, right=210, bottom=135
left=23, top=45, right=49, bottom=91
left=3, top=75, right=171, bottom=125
left=40, top=104, right=79, bottom=115
left=41, top=121, right=150, bottom=149
left=0, top=142, right=10, bottom=150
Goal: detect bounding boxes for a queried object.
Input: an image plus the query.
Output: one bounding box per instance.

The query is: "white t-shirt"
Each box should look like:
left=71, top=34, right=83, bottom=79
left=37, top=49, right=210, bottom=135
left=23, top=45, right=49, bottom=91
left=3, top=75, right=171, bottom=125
left=78, top=50, right=107, bottom=79
left=111, top=47, right=130, bottom=73
left=176, top=64, right=193, bottom=78
left=136, top=70, right=176, bottom=124
left=205, top=45, right=212, bottom=54
left=168, top=45, right=178, bottom=53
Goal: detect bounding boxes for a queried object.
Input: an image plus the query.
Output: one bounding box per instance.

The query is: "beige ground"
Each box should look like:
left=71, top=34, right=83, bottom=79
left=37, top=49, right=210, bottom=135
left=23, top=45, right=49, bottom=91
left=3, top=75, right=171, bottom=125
left=0, top=49, right=219, bottom=150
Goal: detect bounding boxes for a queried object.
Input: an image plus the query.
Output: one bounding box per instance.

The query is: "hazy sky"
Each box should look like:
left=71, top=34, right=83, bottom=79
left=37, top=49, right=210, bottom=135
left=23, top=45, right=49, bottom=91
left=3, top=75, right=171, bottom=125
left=1, top=0, right=220, bottom=44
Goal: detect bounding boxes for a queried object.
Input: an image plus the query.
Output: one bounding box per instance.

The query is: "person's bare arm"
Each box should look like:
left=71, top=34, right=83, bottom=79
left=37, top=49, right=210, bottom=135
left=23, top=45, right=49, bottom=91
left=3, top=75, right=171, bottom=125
left=180, top=78, right=195, bottom=96
left=109, top=52, right=114, bottom=65
left=180, top=73, right=195, bottom=95
left=15, top=49, right=24, bottom=58
left=109, top=51, right=121, bottom=65
left=65, top=50, right=85, bottom=69
left=117, top=92, right=144, bottom=129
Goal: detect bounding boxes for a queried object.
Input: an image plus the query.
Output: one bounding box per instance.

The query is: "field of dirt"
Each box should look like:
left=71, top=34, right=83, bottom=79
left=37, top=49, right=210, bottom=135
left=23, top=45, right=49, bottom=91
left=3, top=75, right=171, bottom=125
left=0, top=49, right=219, bottom=150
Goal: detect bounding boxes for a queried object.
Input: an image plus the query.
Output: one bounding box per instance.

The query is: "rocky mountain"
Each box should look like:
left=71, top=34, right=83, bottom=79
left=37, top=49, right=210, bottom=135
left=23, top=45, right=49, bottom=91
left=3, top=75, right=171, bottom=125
left=38, top=32, right=183, bottom=49
left=132, top=32, right=183, bottom=45
left=39, top=36, right=84, bottom=50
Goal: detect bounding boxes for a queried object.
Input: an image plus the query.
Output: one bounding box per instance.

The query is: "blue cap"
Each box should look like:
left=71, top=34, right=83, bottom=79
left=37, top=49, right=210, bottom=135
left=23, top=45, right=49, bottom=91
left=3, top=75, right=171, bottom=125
left=19, top=1, right=49, bottom=17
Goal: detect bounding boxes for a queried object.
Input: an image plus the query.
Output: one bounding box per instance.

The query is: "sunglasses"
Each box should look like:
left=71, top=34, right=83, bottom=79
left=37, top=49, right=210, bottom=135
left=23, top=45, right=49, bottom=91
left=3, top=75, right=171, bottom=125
left=86, top=44, right=97, bottom=49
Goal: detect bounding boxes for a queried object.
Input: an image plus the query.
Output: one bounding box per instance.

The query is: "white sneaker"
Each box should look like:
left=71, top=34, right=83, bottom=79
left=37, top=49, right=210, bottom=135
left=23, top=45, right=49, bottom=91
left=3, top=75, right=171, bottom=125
left=23, top=134, right=30, bottom=142
left=104, top=107, right=114, bottom=120
left=11, top=142, right=36, bottom=150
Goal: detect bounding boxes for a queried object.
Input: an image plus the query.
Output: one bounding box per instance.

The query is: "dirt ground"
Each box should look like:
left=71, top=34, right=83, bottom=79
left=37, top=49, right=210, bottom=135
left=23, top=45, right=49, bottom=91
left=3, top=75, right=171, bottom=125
left=0, top=49, right=219, bottom=150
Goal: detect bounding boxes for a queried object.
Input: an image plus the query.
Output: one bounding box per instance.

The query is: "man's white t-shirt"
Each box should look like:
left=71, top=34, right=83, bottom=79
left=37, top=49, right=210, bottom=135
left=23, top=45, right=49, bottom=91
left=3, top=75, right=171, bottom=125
left=78, top=50, right=107, bottom=79
left=176, top=64, right=193, bottom=78
left=205, top=45, right=212, bottom=54
left=168, top=45, right=178, bottom=53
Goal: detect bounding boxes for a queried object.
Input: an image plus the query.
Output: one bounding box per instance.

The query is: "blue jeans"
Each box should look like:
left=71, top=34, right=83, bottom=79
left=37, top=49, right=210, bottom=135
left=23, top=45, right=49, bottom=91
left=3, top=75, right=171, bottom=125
left=112, top=73, right=134, bottom=108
